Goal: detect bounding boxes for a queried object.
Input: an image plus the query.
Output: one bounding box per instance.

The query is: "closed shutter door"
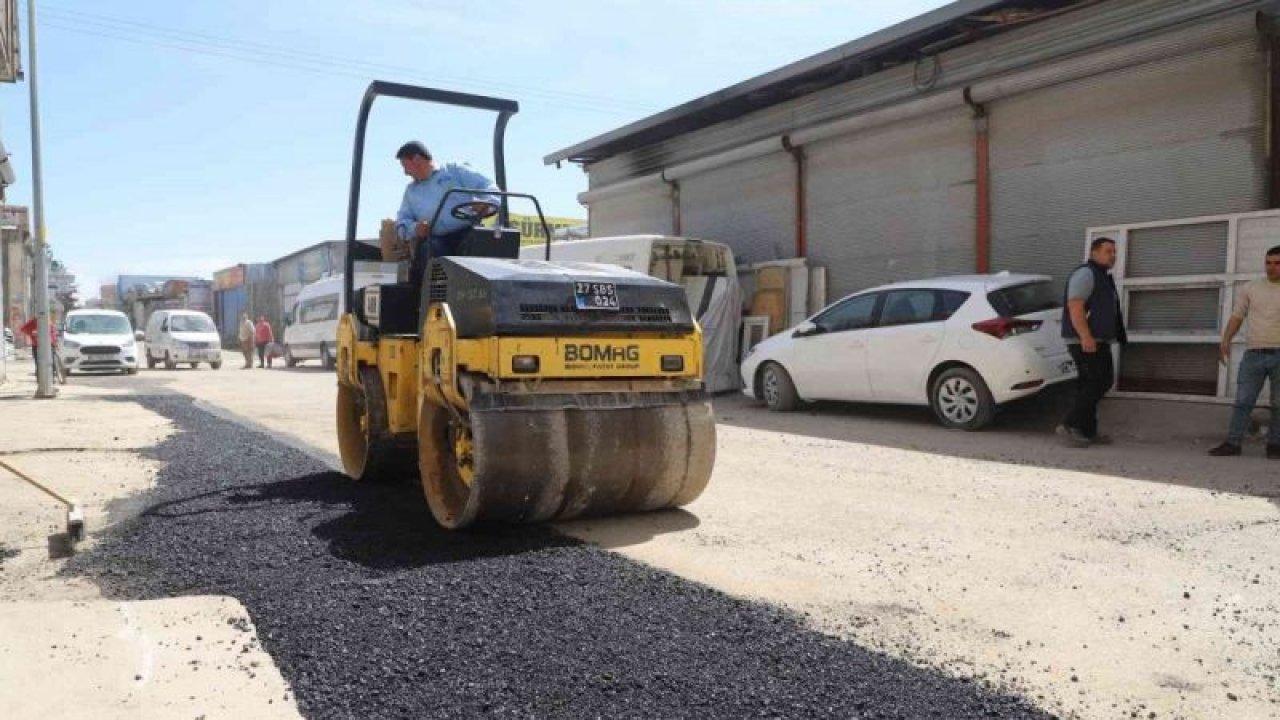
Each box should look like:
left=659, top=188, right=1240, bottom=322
left=588, top=191, right=672, bottom=237
left=680, top=153, right=795, bottom=266
left=806, top=108, right=975, bottom=301
left=990, top=38, right=1265, bottom=283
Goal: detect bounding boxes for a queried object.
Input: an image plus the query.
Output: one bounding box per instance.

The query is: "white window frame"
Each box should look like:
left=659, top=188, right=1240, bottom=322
left=1088, top=209, right=1274, bottom=403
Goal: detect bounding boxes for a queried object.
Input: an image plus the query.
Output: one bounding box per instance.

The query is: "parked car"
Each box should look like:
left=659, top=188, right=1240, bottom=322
left=282, top=276, right=341, bottom=369
left=740, top=273, right=1075, bottom=430
left=282, top=270, right=396, bottom=369
left=144, top=309, right=222, bottom=370
left=60, top=309, right=139, bottom=375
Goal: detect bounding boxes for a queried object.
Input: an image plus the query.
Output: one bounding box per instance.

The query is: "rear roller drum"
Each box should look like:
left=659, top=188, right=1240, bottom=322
left=336, top=367, right=415, bottom=483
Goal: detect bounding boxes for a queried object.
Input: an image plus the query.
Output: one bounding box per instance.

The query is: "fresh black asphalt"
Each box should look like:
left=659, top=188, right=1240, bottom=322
left=66, top=395, right=1051, bottom=719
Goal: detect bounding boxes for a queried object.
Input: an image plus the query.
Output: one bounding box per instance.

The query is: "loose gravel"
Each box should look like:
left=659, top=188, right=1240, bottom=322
left=66, top=395, right=1050, bottom=719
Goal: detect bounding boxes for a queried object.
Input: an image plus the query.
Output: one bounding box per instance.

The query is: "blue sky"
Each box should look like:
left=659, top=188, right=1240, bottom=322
left=0, top=0, right=947, bottom=298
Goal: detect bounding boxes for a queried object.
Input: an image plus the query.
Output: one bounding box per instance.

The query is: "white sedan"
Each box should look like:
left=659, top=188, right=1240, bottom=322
left=740, top=273, right=1077, bottom=430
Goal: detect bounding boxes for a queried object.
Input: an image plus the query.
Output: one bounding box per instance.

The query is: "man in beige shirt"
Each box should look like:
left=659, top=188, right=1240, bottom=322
left=1209, top=245, right=1280, bottom=459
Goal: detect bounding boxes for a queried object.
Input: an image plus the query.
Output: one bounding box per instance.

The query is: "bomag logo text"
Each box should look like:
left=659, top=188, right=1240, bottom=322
left=563, top=344, right=641, bottom=363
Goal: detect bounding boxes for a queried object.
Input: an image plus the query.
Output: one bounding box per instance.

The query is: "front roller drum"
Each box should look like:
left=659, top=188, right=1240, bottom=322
left=418, top=400, right=716, bottom=529
left=336, top=367, right=416, bottom=483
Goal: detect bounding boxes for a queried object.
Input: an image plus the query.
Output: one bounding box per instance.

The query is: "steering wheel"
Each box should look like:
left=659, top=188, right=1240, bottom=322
left=450, top=200, right=500, bottom=223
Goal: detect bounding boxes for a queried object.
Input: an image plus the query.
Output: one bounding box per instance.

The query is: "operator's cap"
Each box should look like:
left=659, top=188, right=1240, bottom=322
left=395, top=141, right=431, bottom=160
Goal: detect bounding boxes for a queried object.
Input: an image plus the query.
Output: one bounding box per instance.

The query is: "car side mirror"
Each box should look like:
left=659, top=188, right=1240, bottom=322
left=134, top=331, right=144, bottom=341
left=793, top=321, right=825, bottom=338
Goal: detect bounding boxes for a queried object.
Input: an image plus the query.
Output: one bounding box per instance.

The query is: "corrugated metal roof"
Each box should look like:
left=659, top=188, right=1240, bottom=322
left=544, top=0, right=1089, bottom=166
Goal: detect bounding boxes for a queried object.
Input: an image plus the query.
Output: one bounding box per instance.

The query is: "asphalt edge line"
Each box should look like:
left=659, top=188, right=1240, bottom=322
left=190, top=398, right=342, bottom=471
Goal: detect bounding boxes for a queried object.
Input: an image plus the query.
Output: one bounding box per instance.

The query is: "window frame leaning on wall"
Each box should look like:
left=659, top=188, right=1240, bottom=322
left=1089, top=209, right=1279, bottom=402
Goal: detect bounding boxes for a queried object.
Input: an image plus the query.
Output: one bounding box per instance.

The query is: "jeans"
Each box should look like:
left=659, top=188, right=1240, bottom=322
left=1065, top=343, right=1114, bottom=438
left=256, top=342, right=270, bottom=367
left=1226, top=349, right=1280, bottom=445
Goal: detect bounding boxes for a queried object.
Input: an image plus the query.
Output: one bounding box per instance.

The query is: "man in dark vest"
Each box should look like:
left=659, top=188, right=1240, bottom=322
left=1058, top=236, right=1127, bottom=447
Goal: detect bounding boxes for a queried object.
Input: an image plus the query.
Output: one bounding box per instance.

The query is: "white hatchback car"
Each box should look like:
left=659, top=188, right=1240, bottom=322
left=740, top=273, right=1076, bottom=430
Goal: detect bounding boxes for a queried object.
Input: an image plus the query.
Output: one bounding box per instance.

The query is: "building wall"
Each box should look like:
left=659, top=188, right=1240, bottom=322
left=212, top=263, right=278, bottom=344
left=1, top=206, right=31, bottom=338
left=989, top=37, right=1265, bottom=284
left=806, top=108, right=977, bottom=299
left=274, top=241, right=344, bottom=319
left=582, top=5, right=1267, bottom=304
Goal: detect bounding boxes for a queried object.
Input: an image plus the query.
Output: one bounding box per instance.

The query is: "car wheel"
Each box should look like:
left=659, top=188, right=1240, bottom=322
left=930, top=367, right=995, bottom=431
left=321, top=342, right=336, bottom=370
left=126, top=368, right=138, bottom=376
left=164, top=352, right=176, bottom=370
left=760, top=362, right=800, bottom=412
left=189, top=362, right=199, bottom=369
left=285, top=346, right=298, bottom=368
left=211, top=360, right=222, bottom=370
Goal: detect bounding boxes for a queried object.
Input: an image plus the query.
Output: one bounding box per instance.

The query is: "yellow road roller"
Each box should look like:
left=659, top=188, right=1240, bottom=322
left=335, top=81, right=715, bottom=529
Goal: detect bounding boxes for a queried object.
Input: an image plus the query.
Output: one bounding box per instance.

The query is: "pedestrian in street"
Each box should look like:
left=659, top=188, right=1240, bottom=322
left=1057, top=236, right=1127, bottom=447
left=254, top=315, right=274, bottom=369
left=394, top=141, right=497, bottom=288
left=19, top=316, right=58, bottom=380
left=1208, top=245, right=1280, bottom=459
left=238, top=313, right=256, bottom=370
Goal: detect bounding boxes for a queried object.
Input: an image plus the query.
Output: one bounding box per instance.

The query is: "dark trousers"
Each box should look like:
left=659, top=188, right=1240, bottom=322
left=1065, top=342, right=1114, bottom=438
left=256, top=342, right=270, bottom=367
left=408, top=228, right=470, bottom=290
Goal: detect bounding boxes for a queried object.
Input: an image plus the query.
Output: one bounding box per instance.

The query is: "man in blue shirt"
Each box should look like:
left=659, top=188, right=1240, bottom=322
left=394, top=141, right=497, bottom=263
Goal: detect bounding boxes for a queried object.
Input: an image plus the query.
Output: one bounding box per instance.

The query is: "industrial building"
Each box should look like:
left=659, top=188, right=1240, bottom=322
left=547, top=0, right=1279, bottom=401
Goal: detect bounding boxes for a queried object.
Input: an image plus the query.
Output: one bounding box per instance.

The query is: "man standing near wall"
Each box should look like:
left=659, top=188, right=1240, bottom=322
left=1208, top=245, right=1280, bottom=459
left=1058, top=237, right=1127, bottom=448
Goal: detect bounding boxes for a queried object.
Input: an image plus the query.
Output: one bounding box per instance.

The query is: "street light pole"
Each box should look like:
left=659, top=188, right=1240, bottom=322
left=26, top=0, right=53, bottom=398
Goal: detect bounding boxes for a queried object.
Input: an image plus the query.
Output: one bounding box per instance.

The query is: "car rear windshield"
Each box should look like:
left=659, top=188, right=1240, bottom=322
left=66, top=315, right=131, bottom=335
left=171, top=315, right=216, bottom=332
left=987, top=281, right=1061, bottom=317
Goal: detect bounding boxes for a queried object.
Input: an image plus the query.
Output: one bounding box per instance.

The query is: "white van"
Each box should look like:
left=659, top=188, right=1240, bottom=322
left=144, top=309, right=223, bottom=370
left=61, top=309, right=139, bottom=375
left=283, top=270, right=396, bottom=368
left=282, top=276, right=342, bottom=368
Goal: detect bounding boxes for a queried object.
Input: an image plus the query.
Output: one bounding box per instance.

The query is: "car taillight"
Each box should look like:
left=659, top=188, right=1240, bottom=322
left=972, top=317, right=1042, bottom=340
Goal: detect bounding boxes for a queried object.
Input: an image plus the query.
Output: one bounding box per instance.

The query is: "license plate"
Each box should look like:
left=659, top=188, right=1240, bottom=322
left=574, top=281, right=619, bottom=311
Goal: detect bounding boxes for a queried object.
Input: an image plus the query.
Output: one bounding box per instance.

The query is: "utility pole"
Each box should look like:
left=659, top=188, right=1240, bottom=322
left=26, top=0, right=53, bottom=398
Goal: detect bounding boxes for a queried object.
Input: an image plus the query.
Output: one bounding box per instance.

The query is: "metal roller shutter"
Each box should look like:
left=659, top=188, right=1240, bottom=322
left=588, top=191, right=673, bottom=237
left=1126, top=287, right=1222, bottom=334
left=1118, top=343, right=1220, bottom=396
left=806, top=108, right=975, bottom=301
left=990, top=39, right=1265, bottom=284
left=1126, top=222, right=1230, bottom=278
left=679, top=153, right=796, bottom=266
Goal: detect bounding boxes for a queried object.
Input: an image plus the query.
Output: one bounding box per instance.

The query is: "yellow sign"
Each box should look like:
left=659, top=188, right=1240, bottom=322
left=485, top=212, right=584, bottom=244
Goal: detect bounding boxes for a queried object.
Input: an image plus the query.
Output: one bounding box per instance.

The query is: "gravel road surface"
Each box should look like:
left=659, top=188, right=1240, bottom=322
left=66, top=394, right=1048, bottom=719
